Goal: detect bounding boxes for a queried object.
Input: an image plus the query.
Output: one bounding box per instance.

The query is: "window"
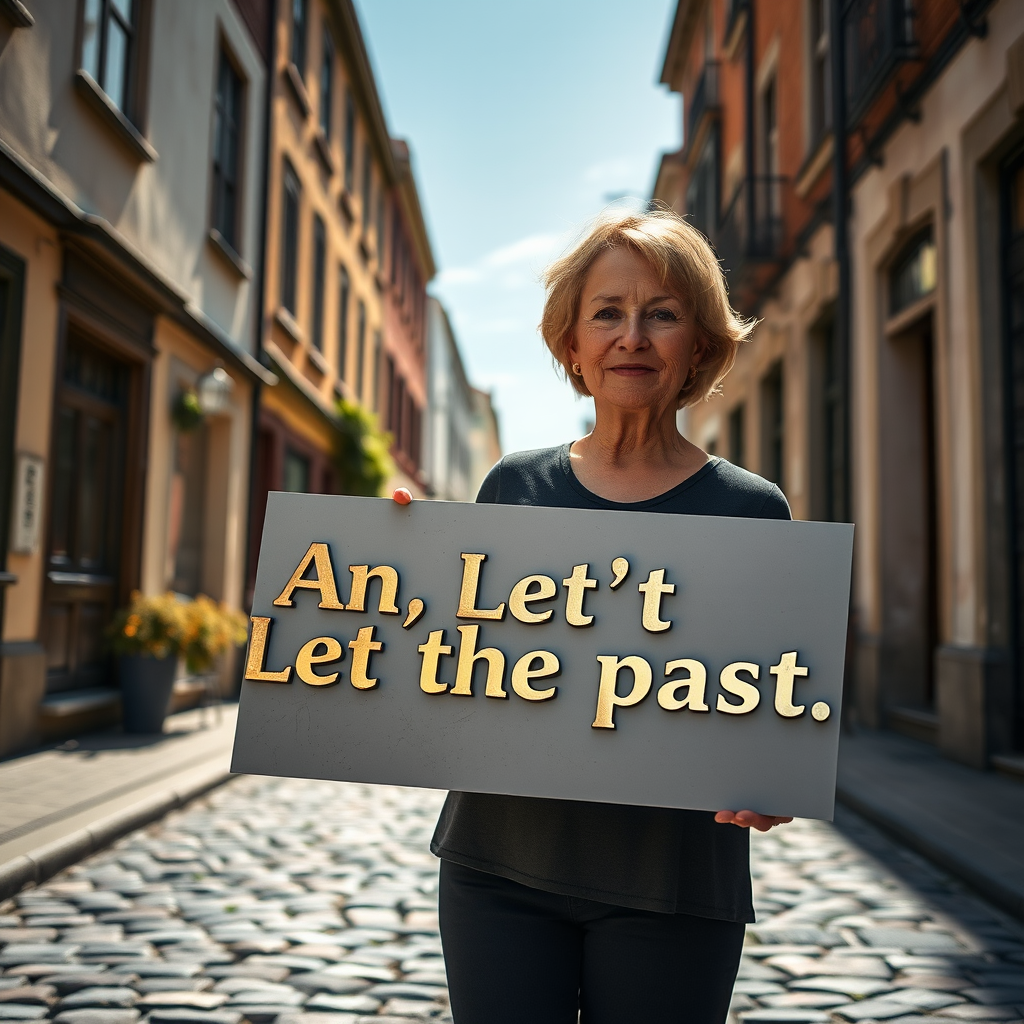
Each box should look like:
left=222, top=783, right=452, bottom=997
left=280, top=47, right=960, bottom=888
left=283, top=448, right=310, bottom=493
left=290, top=0, right=308, bottom=75
left=376, top=193, right=386, bottom=266
left=391, top=214, right=400, bottom=285
left=761, top=362, right=784, bottom=488
left=355, top=300, right=366, bottom=399
left=809, top=0, right=831, bottom=145
left=686, top=130, right=719, bottom=242
left=337, top=264, right=350, bottom=379
left=211, top=47, right=244, bottom=251
left=372, top=330, right=382, bottom=410
left=343, top=90, right=355, bottom=191
left=728, top=404, right=745, bottom=467
left=812, top=318, right=847, bottom=522
left=760, top=75, right=779, bottom=177
left=81, top=0, right=138, bottom=116
left=319, top=27, right=333, bottom=139
left=890, top=229, right=937, bottom=315
left=362, top=147, right=373, bottom=232
left=280, top=161, right=301, bottom=315
left=311, top=214, right=326, bottom=351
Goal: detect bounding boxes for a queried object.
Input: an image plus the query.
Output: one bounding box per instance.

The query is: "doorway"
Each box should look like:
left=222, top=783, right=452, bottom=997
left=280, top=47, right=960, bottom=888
left=43, top=330, right=131, bottom=692
left=879, top=311, right=940, bottom=725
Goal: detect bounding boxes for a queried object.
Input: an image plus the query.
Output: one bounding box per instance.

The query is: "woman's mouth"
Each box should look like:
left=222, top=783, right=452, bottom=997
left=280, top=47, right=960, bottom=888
left=608, top=364, right=656, bottom=377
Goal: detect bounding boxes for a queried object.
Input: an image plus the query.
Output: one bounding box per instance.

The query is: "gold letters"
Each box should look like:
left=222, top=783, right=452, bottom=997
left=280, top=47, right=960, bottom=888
left=510, top=650, right=560, bottom=701
left=457, top=554, right=506, bottom=620
left=348, top=626, right=384, bottom=690
left=658, top=658, right=709, bottom=711
left=243, top=616, right=292, bottom=683
left=592, top=654, right=652, bottom=729
left=452, top=624, right=507, bottom=698
left=770, top=651, right=809, bottom=717
left=295, top=636, right=343, bottom=686
left=347, top=564, right=401, bottom=614
left=562, top=564, right=597, bottom=627
left=273, top=543, right=345, bottom=609
left=638, top=569, right=675, bottom=632
left=508, top=574, right=557, bottom=624
left=417, top=629, right=453, bottom=694
left=717, top=662, right=760, bottom=714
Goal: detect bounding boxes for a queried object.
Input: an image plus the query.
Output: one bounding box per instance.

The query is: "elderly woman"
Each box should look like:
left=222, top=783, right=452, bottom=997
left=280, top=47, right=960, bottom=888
left=397, top=210, right=792, bottom=1023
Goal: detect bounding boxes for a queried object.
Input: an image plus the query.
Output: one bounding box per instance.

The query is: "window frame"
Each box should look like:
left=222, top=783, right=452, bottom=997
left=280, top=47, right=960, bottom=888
left=311, top=213, right=327, bottom=352
left=337, top=264, right=350, bottom=381
left=290, top=0, right=308, bottom=76
left=319, top=25, right=334, bottom=141
left=343, top=89, right=356, bottom=193
left=210, top=38, right=248, bottom=257
left=280, top=160, right=302, bottom=317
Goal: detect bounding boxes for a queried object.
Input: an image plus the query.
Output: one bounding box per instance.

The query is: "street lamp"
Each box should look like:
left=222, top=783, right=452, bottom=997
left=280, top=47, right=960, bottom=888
left=195, top=367, right=234, bottom=416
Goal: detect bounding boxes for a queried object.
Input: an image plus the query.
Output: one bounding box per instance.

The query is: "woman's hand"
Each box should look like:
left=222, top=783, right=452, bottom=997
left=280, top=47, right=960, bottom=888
left=392, top=487, right=412, bottom=505
left=715, top=810, right=793, bottom=832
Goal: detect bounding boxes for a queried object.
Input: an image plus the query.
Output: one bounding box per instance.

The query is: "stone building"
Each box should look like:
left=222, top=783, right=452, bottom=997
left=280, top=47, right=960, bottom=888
left=246, top=0, right=433, bottom=604
left=653, top=0, right=1024, bottom=771
left=0, top=0, right=275, bottom=753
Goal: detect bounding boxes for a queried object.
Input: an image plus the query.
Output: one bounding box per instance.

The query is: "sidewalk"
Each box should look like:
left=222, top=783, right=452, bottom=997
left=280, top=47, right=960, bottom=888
left=836, top=726, right=1024, bottom=920
left=0, top=704, right=237, bottom=901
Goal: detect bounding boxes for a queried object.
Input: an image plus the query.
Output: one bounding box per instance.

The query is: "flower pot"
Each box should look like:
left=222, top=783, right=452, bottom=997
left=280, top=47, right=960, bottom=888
left=119, top=653, right=178, bottom=733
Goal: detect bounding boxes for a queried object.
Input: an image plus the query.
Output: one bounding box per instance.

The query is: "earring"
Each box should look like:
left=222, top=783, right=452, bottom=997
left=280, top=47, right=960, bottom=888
left=687, top=364, right=698, bottom=382
left=572, top=363, right=582, bottom=376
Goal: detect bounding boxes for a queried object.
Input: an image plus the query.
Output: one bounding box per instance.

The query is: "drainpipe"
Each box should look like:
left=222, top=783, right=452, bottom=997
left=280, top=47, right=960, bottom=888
left=242, top=2, right=278, bottom=615
left=744, top=0, right=756, bottom=253
left=829, top=0, right=850, bottom=523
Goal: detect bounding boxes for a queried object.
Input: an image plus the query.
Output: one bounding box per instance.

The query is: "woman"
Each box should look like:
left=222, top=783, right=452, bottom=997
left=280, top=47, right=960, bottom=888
left=396, top=210, right=792, bottom=1023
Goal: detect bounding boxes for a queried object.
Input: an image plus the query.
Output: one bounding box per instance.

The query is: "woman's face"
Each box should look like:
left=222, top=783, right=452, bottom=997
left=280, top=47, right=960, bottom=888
left=569, top=246, right=703, bottom=416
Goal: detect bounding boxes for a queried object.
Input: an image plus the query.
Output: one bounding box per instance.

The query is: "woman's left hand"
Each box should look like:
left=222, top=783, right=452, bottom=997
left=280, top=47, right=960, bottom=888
left=714, top=810, right=793, bottom=832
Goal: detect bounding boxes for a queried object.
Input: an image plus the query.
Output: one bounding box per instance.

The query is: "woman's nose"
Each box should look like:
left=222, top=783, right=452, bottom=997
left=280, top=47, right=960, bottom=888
left=617, top=311, right=649, bottom=349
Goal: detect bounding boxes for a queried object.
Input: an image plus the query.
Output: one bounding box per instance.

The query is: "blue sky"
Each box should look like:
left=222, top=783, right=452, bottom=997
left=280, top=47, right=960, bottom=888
left=353, top=0, right=680, bottom=454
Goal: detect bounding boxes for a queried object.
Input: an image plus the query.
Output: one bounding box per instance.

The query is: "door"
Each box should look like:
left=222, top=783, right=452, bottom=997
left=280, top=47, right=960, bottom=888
left=43, top=331, right=130, bottom=692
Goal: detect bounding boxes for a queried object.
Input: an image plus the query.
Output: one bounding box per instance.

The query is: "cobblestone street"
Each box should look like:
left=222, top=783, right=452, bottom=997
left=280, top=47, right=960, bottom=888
left=0, top=776, right=1021, bottom=1024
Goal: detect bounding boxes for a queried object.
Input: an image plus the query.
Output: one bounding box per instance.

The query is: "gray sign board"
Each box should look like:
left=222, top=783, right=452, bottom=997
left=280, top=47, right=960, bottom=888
left=231, top=493, right=854, bottom=820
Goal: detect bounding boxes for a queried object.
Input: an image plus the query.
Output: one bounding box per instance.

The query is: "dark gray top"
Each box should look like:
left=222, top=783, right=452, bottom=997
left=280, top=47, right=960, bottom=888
left=430, top=443, right=791, bottom=920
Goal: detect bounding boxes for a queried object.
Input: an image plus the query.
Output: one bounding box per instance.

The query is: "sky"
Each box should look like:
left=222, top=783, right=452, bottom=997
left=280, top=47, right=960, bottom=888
left=353, top=0, right=680, bottom=455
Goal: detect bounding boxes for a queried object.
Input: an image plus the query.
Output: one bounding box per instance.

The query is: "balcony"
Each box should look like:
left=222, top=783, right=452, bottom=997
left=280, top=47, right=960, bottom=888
left=685, top=61, right=720, bottom=158
left=842, top=0, right=916, bottom=119
left=714, top=176, right=789, bottom=307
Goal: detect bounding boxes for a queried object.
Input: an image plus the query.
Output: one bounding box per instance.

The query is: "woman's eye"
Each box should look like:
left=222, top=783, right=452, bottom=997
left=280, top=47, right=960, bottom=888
left=649, top=308, right=678, bottom=322
left=593, top=307, right=620, bottom=321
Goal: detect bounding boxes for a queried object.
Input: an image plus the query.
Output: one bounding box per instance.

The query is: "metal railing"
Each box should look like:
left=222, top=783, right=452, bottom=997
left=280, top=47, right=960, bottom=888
left=686, top=61, right=720, bottom=155
left=842, top=0, right=916, bottom=118
left=714, top=176, right=788, bottom=283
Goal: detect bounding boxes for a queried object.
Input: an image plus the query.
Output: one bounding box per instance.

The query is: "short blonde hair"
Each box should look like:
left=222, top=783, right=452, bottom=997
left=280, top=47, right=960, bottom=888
left=540, top=209, right=754, bottom=407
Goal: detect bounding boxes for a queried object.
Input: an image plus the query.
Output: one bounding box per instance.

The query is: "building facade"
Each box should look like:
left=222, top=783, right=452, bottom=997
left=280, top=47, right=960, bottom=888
left=654, top=0, right=1024, bottom=770
left=247, top=0, right=433, bottom=604
left=425, top=296, right=492, bottom=503
left=0, top=0, right=275, bottom=753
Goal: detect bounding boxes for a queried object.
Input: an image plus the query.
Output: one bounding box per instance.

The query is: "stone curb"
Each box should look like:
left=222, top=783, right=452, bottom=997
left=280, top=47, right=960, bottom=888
left=835, top=784, right=1024, bottom=922
left=0, top=762, right=233, bottom=902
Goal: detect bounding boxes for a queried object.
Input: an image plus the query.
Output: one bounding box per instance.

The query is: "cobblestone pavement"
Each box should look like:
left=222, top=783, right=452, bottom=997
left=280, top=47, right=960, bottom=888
left=0, top=776, right=1021, bottom=1023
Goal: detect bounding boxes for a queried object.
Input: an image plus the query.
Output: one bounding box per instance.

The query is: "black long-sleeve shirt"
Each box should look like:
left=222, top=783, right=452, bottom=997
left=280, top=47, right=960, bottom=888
left=430, top=444, right=791, bottom=921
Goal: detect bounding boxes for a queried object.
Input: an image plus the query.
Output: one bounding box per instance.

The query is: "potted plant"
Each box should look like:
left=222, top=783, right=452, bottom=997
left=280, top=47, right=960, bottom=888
left=108, top=592, right=248, bottom=733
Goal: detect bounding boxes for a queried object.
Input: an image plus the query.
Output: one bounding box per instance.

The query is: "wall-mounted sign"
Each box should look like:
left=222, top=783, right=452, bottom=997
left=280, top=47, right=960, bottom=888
left=10, top=453, right=45, bottom=556
left=232, top=493, right=854, bottom=819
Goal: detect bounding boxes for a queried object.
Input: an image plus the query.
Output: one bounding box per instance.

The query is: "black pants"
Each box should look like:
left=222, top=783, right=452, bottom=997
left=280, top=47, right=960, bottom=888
left=438, top=860, right=745, bottom=1024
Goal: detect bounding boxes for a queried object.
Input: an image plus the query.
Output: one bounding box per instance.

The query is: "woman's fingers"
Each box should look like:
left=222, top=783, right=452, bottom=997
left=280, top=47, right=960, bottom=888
left=715, top=810, right=794, bottom=832
left=392, top=487, right=413, bottom=505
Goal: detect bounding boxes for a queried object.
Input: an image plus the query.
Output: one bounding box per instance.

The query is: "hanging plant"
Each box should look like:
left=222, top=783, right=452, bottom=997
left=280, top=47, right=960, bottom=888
left=172, top=388, right=204, bottom=433
left=334, top=397, right=394, bottom=496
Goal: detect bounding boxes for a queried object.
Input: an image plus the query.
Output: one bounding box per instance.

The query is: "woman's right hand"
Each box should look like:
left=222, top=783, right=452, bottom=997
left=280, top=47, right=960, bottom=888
left=392, top=487, right=412, bottom=505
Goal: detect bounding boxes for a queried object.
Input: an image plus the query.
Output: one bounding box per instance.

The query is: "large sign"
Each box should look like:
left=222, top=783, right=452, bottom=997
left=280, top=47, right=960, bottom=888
left=231, top=493, right=854, bottom=820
